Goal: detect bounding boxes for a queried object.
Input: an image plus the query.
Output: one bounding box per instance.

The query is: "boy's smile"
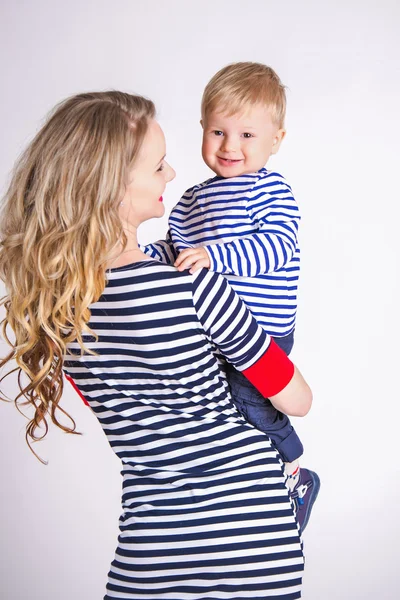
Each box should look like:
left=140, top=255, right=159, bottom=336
left=217, top=157, right=244, bottom=167
left=201, top=104, right=285, bottom=178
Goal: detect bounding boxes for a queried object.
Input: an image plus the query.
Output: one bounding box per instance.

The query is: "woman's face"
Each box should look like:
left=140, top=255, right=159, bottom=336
left=119, top=120, right=175, bottom=227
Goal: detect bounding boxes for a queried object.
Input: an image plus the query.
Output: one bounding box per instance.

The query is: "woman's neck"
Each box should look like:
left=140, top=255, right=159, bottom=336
left=106, top=247, right=148, bottom=270
left=106, top=228, right=148, bottom=269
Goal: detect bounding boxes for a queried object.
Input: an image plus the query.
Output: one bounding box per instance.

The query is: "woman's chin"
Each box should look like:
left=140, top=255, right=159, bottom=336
left=156, top=203, right=165, bottom=217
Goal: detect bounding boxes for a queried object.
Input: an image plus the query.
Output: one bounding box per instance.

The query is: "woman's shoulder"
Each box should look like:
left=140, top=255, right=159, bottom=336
left=105, top=259, right=195, bottom=289
left=107, top=259, right=174, bottom=274
left=105, top=260, right=225, bottom=298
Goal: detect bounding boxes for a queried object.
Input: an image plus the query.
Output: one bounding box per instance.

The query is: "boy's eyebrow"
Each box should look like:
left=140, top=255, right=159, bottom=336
left=206, top=123, right=258, bottom=130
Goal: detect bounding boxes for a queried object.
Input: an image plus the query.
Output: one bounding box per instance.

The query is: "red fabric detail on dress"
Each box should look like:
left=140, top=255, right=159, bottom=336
left=65, top=373, right=90, bottom=406
left=242, top=338, right=295, bottom=397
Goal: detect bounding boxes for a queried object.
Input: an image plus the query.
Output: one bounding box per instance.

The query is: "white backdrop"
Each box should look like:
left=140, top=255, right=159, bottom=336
left=1, top=1, right=399, bottom=599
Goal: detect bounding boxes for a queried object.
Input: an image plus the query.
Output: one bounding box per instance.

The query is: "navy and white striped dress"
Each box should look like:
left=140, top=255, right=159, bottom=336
left=64, top=260, right=304, bottom=599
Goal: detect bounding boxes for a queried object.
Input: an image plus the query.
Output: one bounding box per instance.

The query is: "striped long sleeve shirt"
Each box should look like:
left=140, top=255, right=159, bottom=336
left=143, top=168, right=300, bottom=337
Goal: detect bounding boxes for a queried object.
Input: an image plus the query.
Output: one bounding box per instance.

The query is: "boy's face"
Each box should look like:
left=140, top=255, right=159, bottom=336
left=201, top=104, right=285, bottom=178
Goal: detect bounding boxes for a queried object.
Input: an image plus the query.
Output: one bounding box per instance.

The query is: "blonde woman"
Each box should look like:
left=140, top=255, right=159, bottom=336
left=0, top=91, right=312, bottom=599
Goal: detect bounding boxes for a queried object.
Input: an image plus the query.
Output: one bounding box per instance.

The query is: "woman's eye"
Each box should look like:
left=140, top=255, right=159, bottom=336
left=157, top=163, right=164, bottom=172
left=243, top=132, right=253, bottom=138
left=213, top=130, right=223, bottom=136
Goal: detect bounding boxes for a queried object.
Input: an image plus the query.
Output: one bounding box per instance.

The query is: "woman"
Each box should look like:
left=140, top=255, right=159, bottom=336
left=0, top=91, right=312, bottom=599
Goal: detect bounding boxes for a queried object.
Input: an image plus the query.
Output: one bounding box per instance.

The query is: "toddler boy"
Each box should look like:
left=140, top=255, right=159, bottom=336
left=143, top=62, right=319, bottom=532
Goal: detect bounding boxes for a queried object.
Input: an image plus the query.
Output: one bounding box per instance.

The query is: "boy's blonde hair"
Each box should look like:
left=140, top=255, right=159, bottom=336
left=201, top=62, right=286, bottom=128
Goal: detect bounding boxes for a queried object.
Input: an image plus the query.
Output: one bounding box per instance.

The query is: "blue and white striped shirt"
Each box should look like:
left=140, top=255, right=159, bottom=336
left=143, top=169, right=300, bottom=337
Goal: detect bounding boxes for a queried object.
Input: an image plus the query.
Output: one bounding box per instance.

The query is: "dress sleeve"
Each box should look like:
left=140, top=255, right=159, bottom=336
left=191, top=268, right=294, bottom=397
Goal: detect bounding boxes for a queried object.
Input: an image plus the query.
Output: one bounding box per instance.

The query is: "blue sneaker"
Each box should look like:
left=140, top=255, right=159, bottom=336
left=290, top=468, right=320, bottom=533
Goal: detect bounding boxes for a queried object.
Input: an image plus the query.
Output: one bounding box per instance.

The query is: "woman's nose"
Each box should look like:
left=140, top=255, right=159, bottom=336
left=165, top=162, right=176, bottom=182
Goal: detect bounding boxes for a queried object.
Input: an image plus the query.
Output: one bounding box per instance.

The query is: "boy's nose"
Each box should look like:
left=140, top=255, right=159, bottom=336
left=221, top=136, right=238, bottom=153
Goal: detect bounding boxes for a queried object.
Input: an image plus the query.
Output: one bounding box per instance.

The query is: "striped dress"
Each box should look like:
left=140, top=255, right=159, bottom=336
left=64, top=260, right=304, bottom=599
left=143, top=169, right=300, bottom=337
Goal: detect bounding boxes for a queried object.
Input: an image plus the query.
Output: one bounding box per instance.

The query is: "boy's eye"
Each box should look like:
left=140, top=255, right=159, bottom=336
left=243, top=132, right=253, bottom=138
left=213, top=130, right=224, bottom=136
left=157, top=162, right=164, bottom=172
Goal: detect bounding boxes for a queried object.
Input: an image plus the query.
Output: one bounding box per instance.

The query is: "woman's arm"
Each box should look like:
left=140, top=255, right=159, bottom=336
left=270, top=366, right=312, bottom=417
left=191, top=268, right=312, bottom=417
left=242, top=339, right=312, bottom=417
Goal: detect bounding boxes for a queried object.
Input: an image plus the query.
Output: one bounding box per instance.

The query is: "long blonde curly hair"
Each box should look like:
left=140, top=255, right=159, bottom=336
left=0, top=91, right=155, bottom=458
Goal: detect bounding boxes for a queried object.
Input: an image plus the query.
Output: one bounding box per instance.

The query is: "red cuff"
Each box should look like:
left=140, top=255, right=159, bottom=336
left=242, top=339, right=295, bottom=397
left=65, top=373, right=90, bottom=406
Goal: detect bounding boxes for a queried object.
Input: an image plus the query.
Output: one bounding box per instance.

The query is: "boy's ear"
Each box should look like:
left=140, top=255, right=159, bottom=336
left=271, top=129, right=286, bottom=155
left=200, top=119, right=204, bottom=129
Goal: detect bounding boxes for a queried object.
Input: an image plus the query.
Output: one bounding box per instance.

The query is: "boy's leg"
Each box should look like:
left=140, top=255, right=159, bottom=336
left=226, top=350, right=319, bottom=533
left=273, top=330, right=303, bottom=470
left=285, top=459, right=301, bottom=491
left=272, top=330, right=295, bottom=356
left=225, top=362, right=304, bottom=462
left=272, top=331, right=321, bottom=531
left=290, top=468, right=320, bottom=534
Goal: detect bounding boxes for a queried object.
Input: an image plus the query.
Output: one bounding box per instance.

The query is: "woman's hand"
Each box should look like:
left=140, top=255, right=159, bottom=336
left=174, top=247, right=211, bottom=273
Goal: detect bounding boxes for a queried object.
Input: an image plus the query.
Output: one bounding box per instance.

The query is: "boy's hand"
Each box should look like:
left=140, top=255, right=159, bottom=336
left=174, top=247, right=211, bottom=273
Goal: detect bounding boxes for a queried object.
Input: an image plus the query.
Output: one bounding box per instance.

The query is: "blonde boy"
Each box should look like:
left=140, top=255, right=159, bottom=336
left=144, top=62, right=319, bottom=532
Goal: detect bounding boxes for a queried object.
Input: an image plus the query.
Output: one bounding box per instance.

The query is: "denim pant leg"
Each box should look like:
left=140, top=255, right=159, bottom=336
left=226, top=331, right=303, bottom=462
left=273, top=331, right=295, bottom=356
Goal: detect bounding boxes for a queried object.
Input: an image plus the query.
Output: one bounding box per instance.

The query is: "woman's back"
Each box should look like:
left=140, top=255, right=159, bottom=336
left=65, top=261, right=304, bottom=599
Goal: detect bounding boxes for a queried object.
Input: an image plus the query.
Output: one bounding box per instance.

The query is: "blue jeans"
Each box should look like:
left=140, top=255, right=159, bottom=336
left=226, top=331, right=303, bottom=462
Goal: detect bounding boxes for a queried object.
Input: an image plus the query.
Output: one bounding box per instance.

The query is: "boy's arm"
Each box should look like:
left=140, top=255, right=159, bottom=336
left=140, top=230, right=178, bottom=265
left=175, top=186, right=300, bottom=276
